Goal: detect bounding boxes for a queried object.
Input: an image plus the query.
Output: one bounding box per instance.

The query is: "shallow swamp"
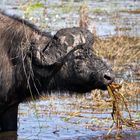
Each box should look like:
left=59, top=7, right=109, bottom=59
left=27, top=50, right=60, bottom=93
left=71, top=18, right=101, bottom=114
left=0, top=0, right=140, bottom=139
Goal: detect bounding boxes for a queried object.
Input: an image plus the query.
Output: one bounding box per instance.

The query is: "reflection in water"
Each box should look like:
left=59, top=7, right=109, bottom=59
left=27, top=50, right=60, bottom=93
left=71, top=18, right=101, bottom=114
left=0, top=131, right=17, bottom=140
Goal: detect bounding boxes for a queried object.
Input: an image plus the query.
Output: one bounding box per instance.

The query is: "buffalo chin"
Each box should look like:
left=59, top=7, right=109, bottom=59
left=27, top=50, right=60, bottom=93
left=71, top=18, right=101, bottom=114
left=48, top=83, right=108, bottom=94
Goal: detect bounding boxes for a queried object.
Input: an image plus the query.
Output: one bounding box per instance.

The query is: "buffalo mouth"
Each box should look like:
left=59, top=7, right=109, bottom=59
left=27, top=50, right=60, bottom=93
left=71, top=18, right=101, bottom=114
left=73, top=82, right=108, bottom=93
left=98, top=84, right=108, bottom=90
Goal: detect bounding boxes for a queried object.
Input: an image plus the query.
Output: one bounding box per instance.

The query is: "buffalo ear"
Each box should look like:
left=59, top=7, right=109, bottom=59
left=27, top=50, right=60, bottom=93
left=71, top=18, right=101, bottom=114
left=28, top=39, right=83, bottom=68
left=31, top=43, right=83, bottom=80
left=42, top=43, right=85, bottom=68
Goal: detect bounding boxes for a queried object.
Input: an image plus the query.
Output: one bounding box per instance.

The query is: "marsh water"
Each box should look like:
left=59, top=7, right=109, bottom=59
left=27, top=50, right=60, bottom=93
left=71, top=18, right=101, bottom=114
left=0, top=0, right=140, bottom=140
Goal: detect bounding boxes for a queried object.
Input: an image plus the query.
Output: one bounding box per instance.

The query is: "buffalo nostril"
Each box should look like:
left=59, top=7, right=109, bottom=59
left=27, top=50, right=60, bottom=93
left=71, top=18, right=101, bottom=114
left=103, top=73, right=114, bottom=84
left=104, top=74, right=111, bottom=81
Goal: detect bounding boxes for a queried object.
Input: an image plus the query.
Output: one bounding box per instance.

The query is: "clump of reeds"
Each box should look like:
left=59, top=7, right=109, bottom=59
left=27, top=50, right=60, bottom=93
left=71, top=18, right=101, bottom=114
left=79, top=3, right=89, bottom=28
left=94, top=36, right=140, bottom=72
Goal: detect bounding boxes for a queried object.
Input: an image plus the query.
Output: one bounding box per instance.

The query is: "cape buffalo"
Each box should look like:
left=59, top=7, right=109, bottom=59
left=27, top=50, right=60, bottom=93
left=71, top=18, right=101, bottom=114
left=0, top=12, right=114, bottom=132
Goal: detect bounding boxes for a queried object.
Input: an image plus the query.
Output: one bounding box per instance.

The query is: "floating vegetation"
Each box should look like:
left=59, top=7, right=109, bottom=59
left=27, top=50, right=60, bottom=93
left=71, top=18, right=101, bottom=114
left=115, top=27, right=132, bottom=31
left=60, top=2, right=75, bottom=13
left=92, top=8, right=107, bottom=14
left=107, top=82, right=138, bottom=136
left=120, top=9, right=140, bottom=14
left=20, top=2, right=45, bottom=17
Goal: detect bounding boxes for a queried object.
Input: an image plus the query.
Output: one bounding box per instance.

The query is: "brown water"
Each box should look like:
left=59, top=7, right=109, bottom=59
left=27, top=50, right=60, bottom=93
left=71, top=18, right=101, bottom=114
left=0, top=0, right=140, bottom=139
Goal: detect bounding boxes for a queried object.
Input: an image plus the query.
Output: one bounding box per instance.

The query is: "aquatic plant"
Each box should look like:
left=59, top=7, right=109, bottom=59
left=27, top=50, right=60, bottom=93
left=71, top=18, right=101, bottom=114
left=107, top=82, right=136, bottom=136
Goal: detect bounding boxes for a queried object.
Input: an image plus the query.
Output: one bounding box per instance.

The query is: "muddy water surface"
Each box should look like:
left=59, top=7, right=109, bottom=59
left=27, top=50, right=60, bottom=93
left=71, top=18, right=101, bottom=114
left=17, top=91, right=140, bottom=140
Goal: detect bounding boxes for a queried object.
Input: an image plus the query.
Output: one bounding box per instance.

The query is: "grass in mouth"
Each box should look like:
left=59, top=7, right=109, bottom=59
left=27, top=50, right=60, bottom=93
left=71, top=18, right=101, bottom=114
left=107, top=82, right=138, bottom=137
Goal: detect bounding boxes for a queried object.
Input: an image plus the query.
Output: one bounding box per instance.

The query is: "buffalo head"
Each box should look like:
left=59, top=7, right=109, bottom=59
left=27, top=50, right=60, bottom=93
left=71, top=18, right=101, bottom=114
left=42, top=27, right=115, bottom=93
